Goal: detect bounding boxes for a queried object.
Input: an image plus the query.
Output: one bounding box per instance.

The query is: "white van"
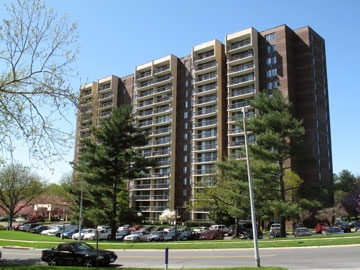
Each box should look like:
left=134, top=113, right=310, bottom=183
left=209, top=224, right=226, bottom=231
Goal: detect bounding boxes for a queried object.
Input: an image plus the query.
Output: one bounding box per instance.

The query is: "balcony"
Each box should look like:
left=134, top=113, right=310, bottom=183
left=193, top=156, right=217, bottom=163
left=228, top=61, right=253, bottom=76
left=227, top=50, right=253, bottom=64
left=194, top=83, right=217, bottom=94
left=228, top=85, right=254, bottom=98
left=228, top=74, right=254, bottom=87
left=193, top=131, right=217, bottom=140
left=153, top=64, right=170, bottom=75
left=194, top=50, right=215, bottom=62
left=227, top=38, right=251, bottom=52
left=193, top=106, right=216, bottom=117
left=194, top=119, right=217, bottom=128
left=138, top=206, right=168, bottom=212
left=98, top=83, right=111, bottom=92
left=193, top=142, right=217, bottom=151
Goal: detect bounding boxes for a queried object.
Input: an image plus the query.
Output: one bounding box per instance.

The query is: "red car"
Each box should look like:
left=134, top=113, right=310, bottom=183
left=200, top=230, right=224, bottom=240
left=315, top=222, right=329, bottom=233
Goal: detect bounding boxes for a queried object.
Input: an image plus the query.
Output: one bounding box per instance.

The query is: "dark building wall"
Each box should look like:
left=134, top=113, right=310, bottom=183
left=258, top=25, right=333, bottom=203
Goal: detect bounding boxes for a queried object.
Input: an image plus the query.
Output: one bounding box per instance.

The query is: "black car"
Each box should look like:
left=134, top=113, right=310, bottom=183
left=115, top=230, right=131, bottom=241
left=336, top=221, right=351, bottom=233
left=239, top=228, right=263, bottom=239
left=29, top=225, right=51, bottom=234
left=178, top=230, right=200, bottom=241
left=41, top=242, right=117, bottom=267
left=60, top=228, right=79, bottom=239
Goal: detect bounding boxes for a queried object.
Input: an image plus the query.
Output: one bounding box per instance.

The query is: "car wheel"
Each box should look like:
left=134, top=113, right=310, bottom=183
left=83, top=257, right=93, bottom=267
left=47, top=256, right=56, bottom=266
left=135, top=237, right=140, bottom=242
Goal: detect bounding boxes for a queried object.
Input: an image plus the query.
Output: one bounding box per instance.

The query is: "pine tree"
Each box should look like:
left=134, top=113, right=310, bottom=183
left=75, top=105, right=154, bottom=239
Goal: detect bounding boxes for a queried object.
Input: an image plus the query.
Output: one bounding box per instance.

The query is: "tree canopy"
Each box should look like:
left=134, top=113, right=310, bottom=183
left=73, top=105, right=154, bottom=238
left=0, top=0, right=79, bottom=164
left=195, top=89, right=317, bottom=236
left=0, top=163, right=44, bottom=228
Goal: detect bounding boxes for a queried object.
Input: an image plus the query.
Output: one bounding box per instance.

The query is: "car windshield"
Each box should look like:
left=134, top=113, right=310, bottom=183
left=73, top=242, right=94, bottom=251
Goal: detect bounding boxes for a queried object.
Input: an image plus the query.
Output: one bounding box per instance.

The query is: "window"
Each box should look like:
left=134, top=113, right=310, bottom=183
left=266, top=68, right=277, bottom=78
left=266, top=56, right=277, bottom=66
left=267, top=81, right=278, bottom=90
left=266, top=45, right=276, bottom=54
left=265, top=32, right=276, bottom=42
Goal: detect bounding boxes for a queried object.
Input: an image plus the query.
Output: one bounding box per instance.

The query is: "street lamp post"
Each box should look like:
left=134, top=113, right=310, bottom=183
left=242, top=107, right=260, bottom=267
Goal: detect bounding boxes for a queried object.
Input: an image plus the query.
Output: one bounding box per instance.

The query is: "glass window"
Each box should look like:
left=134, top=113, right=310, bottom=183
left=266, top=45, right=276, bottom=54
left=265, top=32, right=276, bottom=42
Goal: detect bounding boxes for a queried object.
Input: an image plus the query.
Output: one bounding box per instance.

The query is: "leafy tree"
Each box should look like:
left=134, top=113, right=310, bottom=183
left=0, top=0, right=79, bottom=163
left=334, top=170, right=357, bottom=204
left=315, top=203, right=348, bottom=225
left=74, top=105, right=154, bottom=238
left=0, top=163, right=44, bottom=228
left=159, top=209, right=177, bottom=224
left=340, top=184, right=360, bottom=219
left=245, top=89, right=310, bottom=237
left=195, top=90, right=318, bottom=236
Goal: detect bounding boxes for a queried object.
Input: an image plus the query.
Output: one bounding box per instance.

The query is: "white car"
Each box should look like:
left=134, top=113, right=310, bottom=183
left=40, top=226, right=57, bottom=235
left=83, top=229, right=111, bottom=240
left=72, top=228, right=96, bottom=240
left=15, top=217, right=25, bottom=222
left=124, top=230, right=151, bottom=242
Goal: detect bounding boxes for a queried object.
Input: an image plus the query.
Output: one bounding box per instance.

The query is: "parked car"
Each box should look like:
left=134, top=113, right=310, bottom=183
left=15, top=217, right=25, bottom=222
left=322, top=226, right=344, bottom=235
left=192, top=226, right=208, bottom=234
left=335, top=221, right=351, bottom=233
left=178, top=230, right=200, bottom=241
left=200, top=230, right=224, bottom=240
left=115, top=230, right=131, bottom=241
left=72, top=229, right=96, bottom=240
left=147, top=231, right=166, bottom=242
left=163, top=230, right=181, bottom=241
left=19, top=223, right=40, bottom=232
left=353, top=220, right=360, bottom=232
left=294, top=227, right=312, bottom=237
left=269, top=223, right=281, bottom=238
left=41, top=242, right=117, bottom=267
left=29, top=225, right=51, bottom=234
left=117, top=224, right=130, bottom=231
left=61, top=228, right=79, bottom=239
left=83, top=229, right=111, bottom=240
left=315, top=222, right=329, bottom=233
left=239, top=228, right=263, bottom=239
left=209, top=224, right=226, bottom=231
left=124, top=230, right=151, bottom=242
left=41, top=225, right=71, bottom=236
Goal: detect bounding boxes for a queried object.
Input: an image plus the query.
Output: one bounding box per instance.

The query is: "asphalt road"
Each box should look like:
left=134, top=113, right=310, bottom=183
left=1, top=244, right=360, bottom=269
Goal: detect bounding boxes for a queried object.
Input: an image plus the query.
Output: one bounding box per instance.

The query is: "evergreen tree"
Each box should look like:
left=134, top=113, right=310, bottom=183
left=195, top=90, right=318, bottom=236
left=245, top=89, right=308, bottom=236
left=74, top=105, right=154, bottom=239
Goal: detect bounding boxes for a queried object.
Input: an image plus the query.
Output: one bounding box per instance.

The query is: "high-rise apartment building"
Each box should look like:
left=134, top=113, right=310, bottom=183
left=74, top=24, right=332, bottom=222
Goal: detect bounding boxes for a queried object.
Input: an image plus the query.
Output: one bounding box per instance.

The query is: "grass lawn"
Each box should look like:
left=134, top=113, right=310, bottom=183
left=1, top=230, right=360, bottom=250
left=1, top=230, right=359, bottom=269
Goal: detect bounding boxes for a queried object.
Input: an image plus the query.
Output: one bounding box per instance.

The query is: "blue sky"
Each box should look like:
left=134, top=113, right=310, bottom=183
left=3, top=0, right=359, bottom=182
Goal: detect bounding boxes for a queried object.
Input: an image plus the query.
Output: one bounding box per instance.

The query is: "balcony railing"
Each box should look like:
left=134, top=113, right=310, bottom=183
left=227, top=38, right=251, bottom=51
